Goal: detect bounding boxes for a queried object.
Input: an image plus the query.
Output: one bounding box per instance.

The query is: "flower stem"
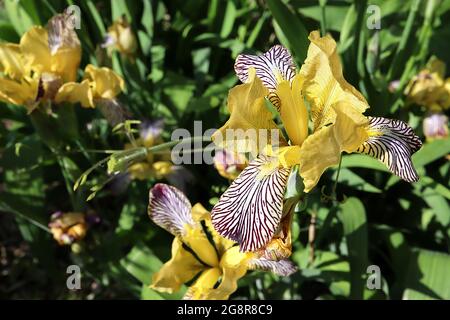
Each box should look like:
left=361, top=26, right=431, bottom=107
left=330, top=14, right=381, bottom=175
left=332, top=153, right=343, bottom=199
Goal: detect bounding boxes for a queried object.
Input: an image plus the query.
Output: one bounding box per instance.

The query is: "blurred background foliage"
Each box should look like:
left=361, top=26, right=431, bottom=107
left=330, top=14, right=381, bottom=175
left=0, top=0, right=449, bottom=299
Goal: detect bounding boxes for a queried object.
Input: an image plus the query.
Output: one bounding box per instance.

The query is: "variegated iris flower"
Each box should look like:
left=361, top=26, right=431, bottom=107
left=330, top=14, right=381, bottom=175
left=148, top=183, right=297, bottom=300
left=211, top=31, right=422, bottom=253
left=0, top=12, right=124, bottom=112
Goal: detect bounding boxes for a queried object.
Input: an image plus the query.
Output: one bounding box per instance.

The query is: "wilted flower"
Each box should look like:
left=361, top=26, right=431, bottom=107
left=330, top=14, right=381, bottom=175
left=102, top=16, right=137, bottom=60
left=423, top=112, right=449, bottom=140
left=211, top=31, right=422, bottom=253
left=48, top=212, right=87, bottom=245
left=213, top=149, right=247, bottom=180
left=405, top=57, right=450, bottom=112
left=148, top=184, right=296, bottom=300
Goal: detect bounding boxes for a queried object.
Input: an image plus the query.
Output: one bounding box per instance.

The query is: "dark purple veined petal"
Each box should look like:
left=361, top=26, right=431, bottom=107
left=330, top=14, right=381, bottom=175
left=148, top=183, right=195, bottom=237
left=247, top=257, right=297, bottom=276
left=234, top=45, right=296, bottom=109
left=356, top=117, right=422, bottom=182
left=211, top=155, right=290, bottom=252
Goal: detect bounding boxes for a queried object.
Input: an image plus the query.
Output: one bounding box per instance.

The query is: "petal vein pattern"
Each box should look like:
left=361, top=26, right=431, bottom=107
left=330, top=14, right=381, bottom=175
left=211, top=155, right=290, bottom=252
left=356, top=117, right=422, bottom=182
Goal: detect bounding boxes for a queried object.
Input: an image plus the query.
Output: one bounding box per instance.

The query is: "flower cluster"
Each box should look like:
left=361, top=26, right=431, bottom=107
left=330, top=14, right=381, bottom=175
left=0, top=12, right=124, bottom=112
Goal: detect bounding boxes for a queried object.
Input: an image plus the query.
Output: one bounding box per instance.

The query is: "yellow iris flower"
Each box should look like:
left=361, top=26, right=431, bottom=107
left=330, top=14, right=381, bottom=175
left=103, top=16, right=137, bottom=60
left=126, top=120, right=174, bottom=180
left=0, top=13, right=124, bottom=111
left=48, top=212, right=87, bottom=246
left=0, top=14, right=80, bottom=111
left=148, top=184, right=297, bottom=300
left=405, top=57, right=450, bottom=112
left=211, top=31, right=422, bottom=253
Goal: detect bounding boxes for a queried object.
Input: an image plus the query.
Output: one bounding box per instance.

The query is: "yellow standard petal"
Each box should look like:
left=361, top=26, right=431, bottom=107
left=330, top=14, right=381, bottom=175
left=151, top=237, right=205, bottom=294
left=276, top=74, right=309, bottom=146
left=300, top=30, right=369, bottom=131
left=299, top=102, right=369, bottom=192
left=212, top=68, right=285, bottom=156
left=19, top=26, right=53, bottom=76
left=84, top=64, right=125, bottom=99
left=47, top=12, right=82, bottom=82
left=54, top=80, right=95, bottom=108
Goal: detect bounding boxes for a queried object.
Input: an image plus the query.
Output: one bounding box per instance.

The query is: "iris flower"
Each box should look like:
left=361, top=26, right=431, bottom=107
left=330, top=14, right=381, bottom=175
left=126, top=120, right=176, bottom=180
left=211, top=31, right=422, bottom=252
left=405, top=57, right=450, bottom=112
left=148, top=183, right=296, bottom=300
left=0, top=14, right=81, bottom=111
left=0, top=13, right=124, bottom=111
left=405, top=57, right=450, bottom=141
left=102, top=16, right=137, bottom=60
left=48, top=212, right=87, bottom=246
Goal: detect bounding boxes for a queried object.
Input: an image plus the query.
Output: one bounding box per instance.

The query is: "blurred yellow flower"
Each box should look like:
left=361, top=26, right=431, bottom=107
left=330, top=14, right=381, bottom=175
left=48, top=212, right=87, bottom=246
left=55, top=64, right=125, bottom=108
left=103, top=16, right=137, bottom=60
left=405, top=58, right=450, bottom=112
left=148, top=184, right=296, bottom=300
left=0, top=13, right=81, bottom=111
left=126, top=120, right=174, bottom=180
left=211, top=31, right=422, bottom=253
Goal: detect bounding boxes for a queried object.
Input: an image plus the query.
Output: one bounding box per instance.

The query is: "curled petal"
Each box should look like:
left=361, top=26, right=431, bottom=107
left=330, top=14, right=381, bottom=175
left=54, top=80, right=94, bottom=108
left=247, top=258, right=297, bottom=276
left=84, top=64, right=125, bottom=99
left=148, top=183, right=195, bottom=237
left=356, top=117, right=422, bottom=182
left=211, top=155, right=290, bottom=252
left=235, top=45, right=296, bottom=108
left=151, top=238, right=205, bottom=294
left=300, top=31, right=369, bottom=131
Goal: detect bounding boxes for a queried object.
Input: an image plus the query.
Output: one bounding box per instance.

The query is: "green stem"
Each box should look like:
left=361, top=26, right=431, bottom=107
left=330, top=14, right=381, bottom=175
left=332, top=153, right=343, bottom=198
left=387, top=0, right=421, bottom=80
left=319, top=0, right=327, bottom=35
